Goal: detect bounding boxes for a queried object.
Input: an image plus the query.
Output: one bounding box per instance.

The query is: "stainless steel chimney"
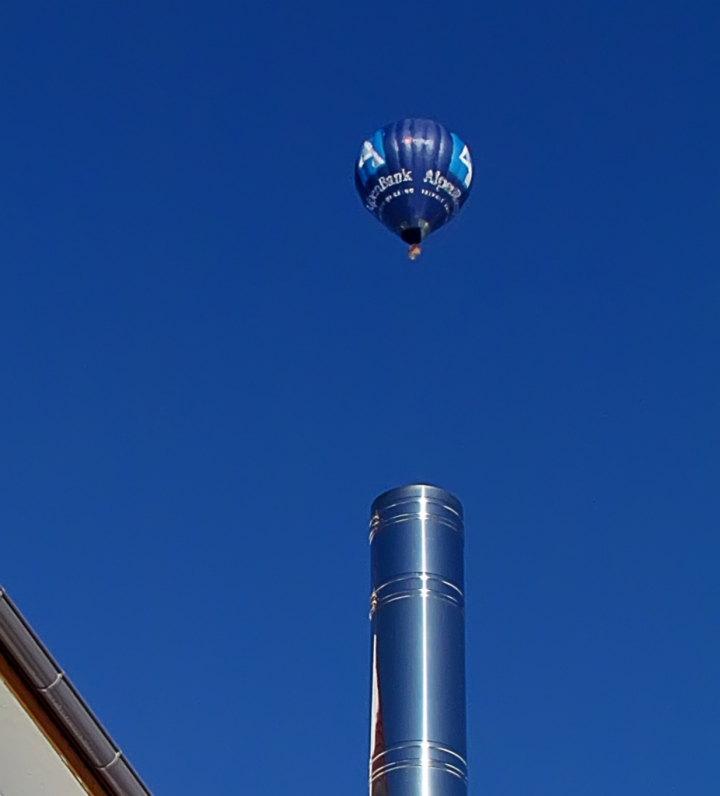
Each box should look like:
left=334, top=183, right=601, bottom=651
left=369, top=485, right=466, bottom=796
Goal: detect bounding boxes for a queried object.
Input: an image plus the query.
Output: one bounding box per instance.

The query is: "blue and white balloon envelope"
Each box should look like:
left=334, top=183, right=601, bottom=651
left=355, top=118, right=473, bottom=258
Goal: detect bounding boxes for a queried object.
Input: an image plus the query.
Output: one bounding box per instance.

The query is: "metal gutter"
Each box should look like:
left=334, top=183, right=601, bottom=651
left=0, top=586, right=153, bottom=796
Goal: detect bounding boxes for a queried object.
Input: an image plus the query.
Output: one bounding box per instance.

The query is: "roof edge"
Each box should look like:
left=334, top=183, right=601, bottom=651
left=0, top=586, right=153, bottom=796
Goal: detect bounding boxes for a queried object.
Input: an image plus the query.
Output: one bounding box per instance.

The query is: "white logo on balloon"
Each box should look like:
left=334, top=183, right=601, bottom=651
left=459, top=145, right=473, bottom=188
left=358, top=141, right=385, bottom=170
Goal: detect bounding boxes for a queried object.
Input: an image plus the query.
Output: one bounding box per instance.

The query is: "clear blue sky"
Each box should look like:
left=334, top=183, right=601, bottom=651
left=1, top=2, right=719, bottom=794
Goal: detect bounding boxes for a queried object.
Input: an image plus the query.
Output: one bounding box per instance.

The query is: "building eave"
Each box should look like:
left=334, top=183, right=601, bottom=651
left=0, top=587, right=152, bottom=796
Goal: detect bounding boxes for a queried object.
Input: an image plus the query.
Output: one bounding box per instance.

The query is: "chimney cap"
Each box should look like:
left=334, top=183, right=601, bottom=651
left=370, top=484, right=463, bottom=524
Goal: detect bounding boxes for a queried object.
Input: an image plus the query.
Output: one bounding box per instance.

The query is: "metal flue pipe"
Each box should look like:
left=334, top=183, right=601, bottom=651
left=368, top=485, right=466, bottom=796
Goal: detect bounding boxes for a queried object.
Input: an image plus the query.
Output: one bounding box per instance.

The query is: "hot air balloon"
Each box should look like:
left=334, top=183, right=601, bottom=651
left=355, top=118, right=473, bottom=259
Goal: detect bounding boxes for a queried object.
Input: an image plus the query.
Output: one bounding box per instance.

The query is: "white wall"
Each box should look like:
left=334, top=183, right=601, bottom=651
left=0, top=676, right=90, bottom=796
